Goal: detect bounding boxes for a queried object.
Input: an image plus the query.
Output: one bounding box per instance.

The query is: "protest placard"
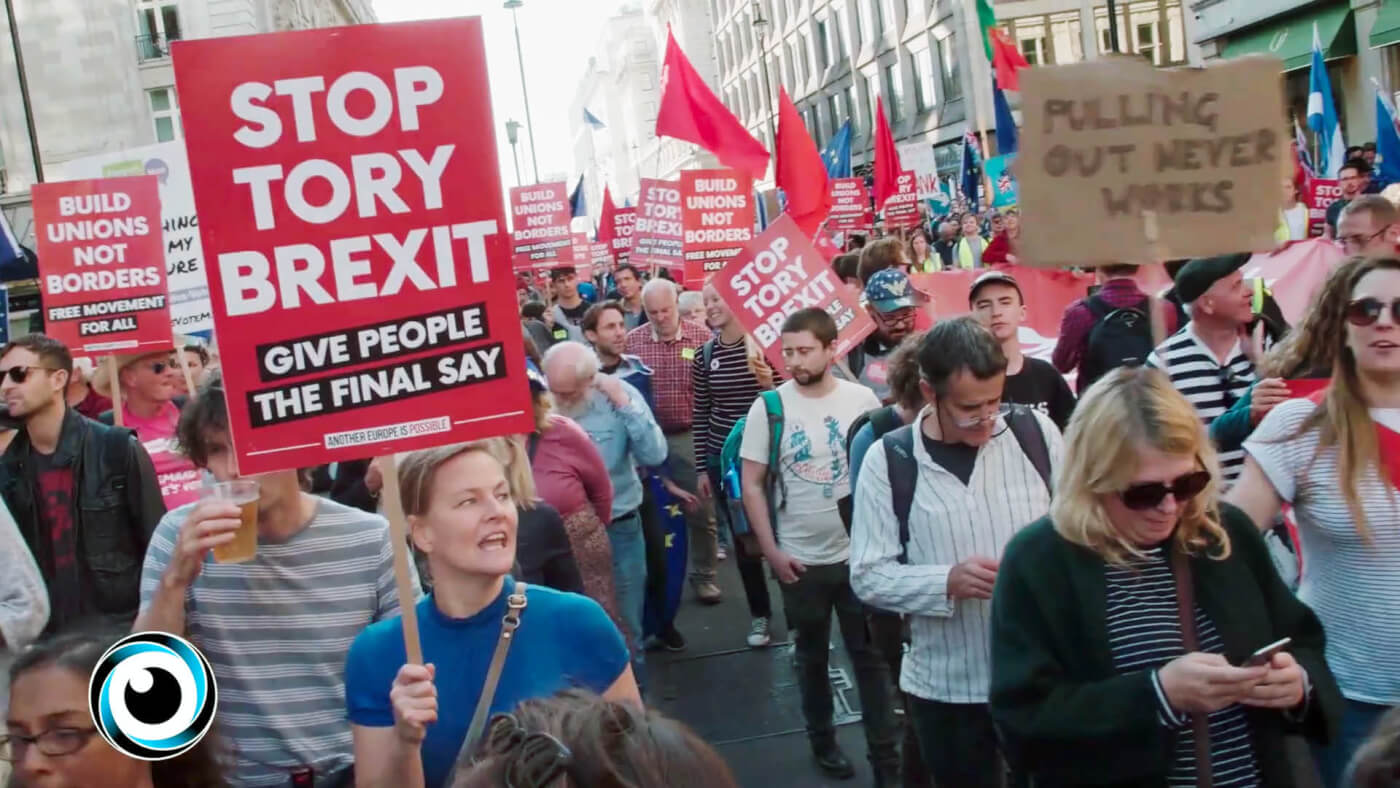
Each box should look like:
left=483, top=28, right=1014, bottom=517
left=1306, top=178, right=1341, bottom=238
left=682, top=169, right=755, bottom=287
left=571, top=232, right=594, bottom=280
left=897, top=141, right=940, bottom=200
left=632, top=178, right=684, bottom=275
left=883, top=171, right=922, bottom=229
left=1018, top=55, right=1287, bottom=267
left=173, top=18, right=533, bottom=476
left=34, top=175, right=174, bottom=354
left=510, top=181, right=571, bottom=270
left=54, top=141, right=213, bottom=334
left=590, top=241, right=613, bottom=271
left=828, top=177, right=873, bottom=232
left=986, top=155, right=1019, bottom=209
left=710, top=215, right=874, bottom=373
left=612, top=207, right=636, bottom=266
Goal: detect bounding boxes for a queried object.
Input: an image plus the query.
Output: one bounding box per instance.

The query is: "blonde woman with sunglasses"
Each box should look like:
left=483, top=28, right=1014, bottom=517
left=990, top=366, right=1341, bottom=788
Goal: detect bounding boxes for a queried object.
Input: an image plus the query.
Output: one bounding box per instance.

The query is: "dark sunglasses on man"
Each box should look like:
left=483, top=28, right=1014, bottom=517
left=0, top=365, right=62, bottom=385
left=1345, top=297, right=1400, bottom=327
left=1118, top=469, right=1212, bottom=511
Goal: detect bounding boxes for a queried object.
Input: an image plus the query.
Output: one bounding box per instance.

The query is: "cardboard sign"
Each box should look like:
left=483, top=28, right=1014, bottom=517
left=631, top=178, right=684, bottom=275
left=510, top=181, right=571, bottom=270
left=173, top=18, right=533, bottom=474
left=829, top=177, right=873, bottom=232
left=710, top=214, right=874, bottom=372
left=883, top=171, right=922, bottom=229
left=682, top=169, right=755, bottom=287
left=986, top=155, right=1019, bottom=209
left=612, top=207, right=636, bottom=267
left=1018, top=55, right=1287, bottom=267
left=1306, top=178, right=1341, bottom=238
left=34, top=175, right=174, bottom=354
left=53, top=141, right=213, bottom=334
left=897, top=141, right=940, bottom=200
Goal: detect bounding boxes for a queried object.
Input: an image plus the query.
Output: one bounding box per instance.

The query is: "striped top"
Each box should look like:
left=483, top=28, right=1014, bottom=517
left=139, top=498, right=414, bottom=787
left=691, top=335, right=772, bottom=470
left=1105, top=547, right=1260, bottom=787
left=1147, top=323, right=1256, bottom=483
left=1245, top=399, right=1400, bottom=704
left=849, top=406, right=1063, bottom=703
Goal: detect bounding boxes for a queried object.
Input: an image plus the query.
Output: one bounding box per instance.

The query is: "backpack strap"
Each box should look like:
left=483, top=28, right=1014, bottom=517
left=869, top=405, right=903, bottom=438
left=701, top=338, right=715, bottom=373
left=1085, top=294, right=1113, bottom=320
left=881, top=424, right=918, bottom=564
left=1006, top=406, right=1053, bottom=494
left=761, top=390, right=786, bottom=513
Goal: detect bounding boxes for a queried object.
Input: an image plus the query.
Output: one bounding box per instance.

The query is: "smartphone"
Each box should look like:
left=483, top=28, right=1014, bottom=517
left=1243, top=637, right=1292, bottom=667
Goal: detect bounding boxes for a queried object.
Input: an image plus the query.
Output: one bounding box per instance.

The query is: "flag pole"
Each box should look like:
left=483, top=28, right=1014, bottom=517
left=963, top=0, right=995, bottom=199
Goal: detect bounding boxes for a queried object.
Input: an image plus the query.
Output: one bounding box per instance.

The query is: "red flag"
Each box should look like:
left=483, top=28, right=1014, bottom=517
left=776, top=87, right=831, bottom=237
left=989, top=28, right=1031, bottom=92
left=596, top=185, right=616, bottom=246
left=873, top=98, right=902, bottom=212
left=656, top=26, right=770, bottom=180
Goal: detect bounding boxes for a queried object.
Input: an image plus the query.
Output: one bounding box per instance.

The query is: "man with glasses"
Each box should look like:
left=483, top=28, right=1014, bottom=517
left=93, top=352, right=201, bottom=510
left=856, top=268, right=920, bottom=403
left=1326, top=158, right=1374, bottom=238
left=850, top=317, right=1062, bottom=788
left=0, top=334, right=165, bottom=634
left=1337, top=195, right=1400, bottom=257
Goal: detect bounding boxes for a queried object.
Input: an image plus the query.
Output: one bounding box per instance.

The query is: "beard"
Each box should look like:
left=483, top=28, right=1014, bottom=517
left=554, top=397, right=587, bottom=419
left=791, top=367, right=827, bottom=387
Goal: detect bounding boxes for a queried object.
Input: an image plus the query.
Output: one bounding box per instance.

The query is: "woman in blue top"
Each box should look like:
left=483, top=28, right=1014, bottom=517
left=346, top=438, right=639, bottom=788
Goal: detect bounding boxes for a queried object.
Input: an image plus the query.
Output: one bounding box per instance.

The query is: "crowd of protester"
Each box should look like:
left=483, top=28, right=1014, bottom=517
left=2, top=191, right=1400, bottom=788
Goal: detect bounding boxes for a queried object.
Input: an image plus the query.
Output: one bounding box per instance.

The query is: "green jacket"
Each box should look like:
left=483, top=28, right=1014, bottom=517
left=989, top=505, right=1341, bottom=787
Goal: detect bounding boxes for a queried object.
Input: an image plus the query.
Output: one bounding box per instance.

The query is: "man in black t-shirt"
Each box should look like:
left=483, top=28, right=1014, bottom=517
left=549, top=267, right=589, bottom=342
left=969, top=272, right=1076, bottom=429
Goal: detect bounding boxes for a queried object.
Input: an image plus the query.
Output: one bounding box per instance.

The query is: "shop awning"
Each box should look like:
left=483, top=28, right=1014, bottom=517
left=1371, top=1, right=1400, bottom=49
left=1222, top=3, right=1356, bottom=72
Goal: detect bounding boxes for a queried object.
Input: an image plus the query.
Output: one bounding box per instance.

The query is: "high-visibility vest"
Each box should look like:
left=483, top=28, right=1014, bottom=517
left=955, top=236, right=989, bottom=269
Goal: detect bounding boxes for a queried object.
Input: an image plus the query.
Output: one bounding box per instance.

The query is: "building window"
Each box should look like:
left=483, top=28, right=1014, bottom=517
left=1019, top=35, right=1046, bottom=66
left=866, top=72, right=880, bottom=129
left=828, top=93, right=842, bottom=128
left=856, top=0, right=871, bottom=48
left=833, top=8, right=849, bottom=58
left=1135, top=21, right=1160, bottom=64
left=937, top=31, right=962, bottom=102
left=884, top=63, right=903, bottom=122
left=913, top=47, right=935, bottom=112
left=798, top=34, right=811, bottom=83
left=874, top=0, right=885, bottom=34
left=148, top=87, right=181, bottom=142
left=816, top=19, right=830, bottom=69
left=783, top=44, right=796, bottom=89
left=845, top=84, right=857, bottom=133
left=136, top=0, right=181, bottom=59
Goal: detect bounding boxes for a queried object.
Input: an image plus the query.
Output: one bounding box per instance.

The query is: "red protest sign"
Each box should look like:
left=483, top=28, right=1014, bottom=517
left=612, top=207, right=636, bottom=266
left=34, top=175, right=174, bottom=354
left=510, top=181, right=571, bottom=270
left=883, top=170, right=921, bottom=229
left=173, top=18, right=533, bottom=475
left=682, top=169, right=755, bottom=288
left=710, top=214, right=874, bottom=372
left=828, top=177, right=872, bottom=232
left=632, top=178, right=684, bottom=276
left=571, top=232, right=593, bottom=281
left=590, top=242, right=613, bottom=271
left=1306, top=178, right=1341, bottom=238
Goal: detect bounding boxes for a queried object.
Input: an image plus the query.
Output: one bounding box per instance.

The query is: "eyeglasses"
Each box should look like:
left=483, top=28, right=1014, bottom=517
left=0, top=366, right=60, bottom=384
left=947, top=402, right=1011, bottom=430
left=877, top=308, right=916, bottom=328
left=0, top=728, right=98, bottom=761
left=1338, top=224, right=1392, bottom=252
left=1118, top=470, right=1212, bottom=511
left=474, top=713, right=574, bottom=788
left=1345, top=297, right=1400, bottom=327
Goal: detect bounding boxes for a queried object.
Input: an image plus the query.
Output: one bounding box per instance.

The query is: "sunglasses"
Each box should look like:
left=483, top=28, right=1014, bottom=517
left=1118, top=470, right=1212, bottom=511
left=0, top=366, right=60, bottom=384
left=474, top=713, right=574, bottom=788
left=1345, top=297, right=1400, bottom=327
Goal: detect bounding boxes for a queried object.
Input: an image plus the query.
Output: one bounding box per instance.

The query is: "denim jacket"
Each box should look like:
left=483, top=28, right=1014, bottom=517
left=568, top=382, right=667, bottom=519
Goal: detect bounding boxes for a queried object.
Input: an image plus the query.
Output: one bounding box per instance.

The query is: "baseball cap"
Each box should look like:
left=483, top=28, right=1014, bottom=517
left=863, top=268, right=917, bottom=313
left=968, top=271, right=1023, bottom=305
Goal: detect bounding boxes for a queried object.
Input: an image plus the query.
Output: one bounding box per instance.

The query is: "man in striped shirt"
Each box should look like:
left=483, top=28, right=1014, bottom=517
left=1147, top=254, right=1258, bottom=484
left=134, top=379, right=414, bottom=787
left=851, top=318, right=1062, bottom=788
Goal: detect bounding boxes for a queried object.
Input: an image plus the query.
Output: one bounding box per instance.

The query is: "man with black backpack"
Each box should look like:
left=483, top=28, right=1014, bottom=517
left=850, top=317, right=1062, bottom=788
left=1051, top=263, right=1179, bottom=393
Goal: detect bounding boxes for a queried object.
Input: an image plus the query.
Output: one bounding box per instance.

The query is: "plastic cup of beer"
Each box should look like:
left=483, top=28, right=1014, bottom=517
left=204, top=480, right=260, bottom=563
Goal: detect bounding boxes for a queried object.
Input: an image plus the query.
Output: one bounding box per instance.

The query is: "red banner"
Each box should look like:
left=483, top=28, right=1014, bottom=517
left=571, top=232, right=593, bottom=281
left=882, top=170, right=921, bottom=229
left=682, top=168, right=755, bottom=288
left=632, top=177, right=684, bottom=275
left=612, top=207, right=636, bottom=267
left=510, top=181, right=571, bottom=270
left=710, top=215, right=874, bottom=372
left=34, top=175, right=174, bottom=354
left=828, top=177, right=872, bottom=232
left=173, top=18, right=533, bottom=474
left=1306, top=178, right=1341, bottom=238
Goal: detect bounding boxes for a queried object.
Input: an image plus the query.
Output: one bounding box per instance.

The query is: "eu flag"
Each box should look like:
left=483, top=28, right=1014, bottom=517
left=821, top=120, right=852, bottom=178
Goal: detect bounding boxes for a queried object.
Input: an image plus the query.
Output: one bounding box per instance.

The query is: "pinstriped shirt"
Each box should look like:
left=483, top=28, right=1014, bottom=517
left=850, top=406, right=1063, bottom=703
left=139, top=497, right=417, bottom=786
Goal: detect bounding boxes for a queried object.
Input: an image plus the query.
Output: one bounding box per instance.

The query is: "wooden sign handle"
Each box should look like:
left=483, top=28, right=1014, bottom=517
left=379, top=453, right=424, bottom=665
left=107, top=356, right=124, bottom=428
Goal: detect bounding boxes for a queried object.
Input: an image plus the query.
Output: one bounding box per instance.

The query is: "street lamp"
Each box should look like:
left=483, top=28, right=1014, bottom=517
left=503, top=0, right=540, bottom=183
left=3, top=0, right=41, bottom=182
left=505, top=120, right=523, bottom=185
left=751, top=1, right=777, bottom=153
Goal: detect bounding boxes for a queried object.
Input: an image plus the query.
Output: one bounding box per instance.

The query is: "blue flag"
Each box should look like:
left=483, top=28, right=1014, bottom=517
left=1377, top=90, right=1400, bottom=187
left=959, top=133, right=981, bottom=215
left=994, top=81, right=1018, bottom=156
left=584, top=108, right=606, bottom=130
left=1308, top=23, right=1346, bottom=177
left=568, top=176, right=587, bottom=218
left=821, top=120, right=852, bottom=178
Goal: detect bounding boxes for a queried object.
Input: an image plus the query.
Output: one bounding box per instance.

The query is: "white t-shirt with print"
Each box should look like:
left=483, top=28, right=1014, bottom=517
left=740, top=378, right=881, bottom=566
